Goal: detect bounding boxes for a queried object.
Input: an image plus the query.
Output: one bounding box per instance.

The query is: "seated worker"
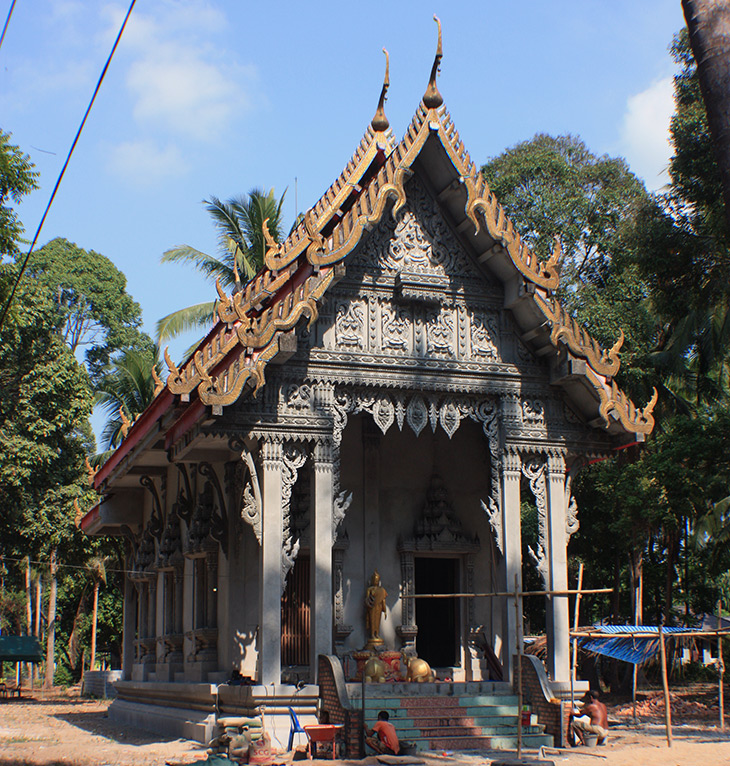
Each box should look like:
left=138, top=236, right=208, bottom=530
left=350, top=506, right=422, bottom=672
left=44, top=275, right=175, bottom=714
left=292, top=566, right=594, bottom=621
left=572, top=689, right=608, bottom=745
left=364, top=710, right=400, bottom=755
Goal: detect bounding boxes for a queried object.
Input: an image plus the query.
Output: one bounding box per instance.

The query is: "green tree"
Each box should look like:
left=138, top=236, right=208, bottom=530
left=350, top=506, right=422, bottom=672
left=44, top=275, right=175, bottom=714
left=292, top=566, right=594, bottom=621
left=156, top=188, right=286, bottom=343
left=481, top=134, right=648, bottom=294
left=0, top=130, right=38, bottom=260
left=23, top=238, right=145, bottom=384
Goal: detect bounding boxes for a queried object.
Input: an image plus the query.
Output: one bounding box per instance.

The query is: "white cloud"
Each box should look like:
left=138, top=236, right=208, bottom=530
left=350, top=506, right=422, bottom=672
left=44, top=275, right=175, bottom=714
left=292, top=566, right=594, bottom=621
left=102, top=1, right=252, bottom=142
left=620, top=76, right=675, bottom=191
left=106, top=140, right=187, bottom=184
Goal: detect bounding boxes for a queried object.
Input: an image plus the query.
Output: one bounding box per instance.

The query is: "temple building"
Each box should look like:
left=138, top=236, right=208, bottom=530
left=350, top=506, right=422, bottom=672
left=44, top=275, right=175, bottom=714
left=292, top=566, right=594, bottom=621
left=82, top=23, right=655, bottom=747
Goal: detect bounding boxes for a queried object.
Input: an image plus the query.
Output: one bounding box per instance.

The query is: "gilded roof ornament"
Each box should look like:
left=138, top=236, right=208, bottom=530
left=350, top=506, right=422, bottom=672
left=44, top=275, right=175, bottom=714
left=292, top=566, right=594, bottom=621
left=423, top=16, right=443, bottom=109
left=74, top=498, right=84, bottom=528
left=119, top=406, right=132, bottom=440
left=151, top=365, right=165, bottom=397
left=371, top=48, right=390, bottom=133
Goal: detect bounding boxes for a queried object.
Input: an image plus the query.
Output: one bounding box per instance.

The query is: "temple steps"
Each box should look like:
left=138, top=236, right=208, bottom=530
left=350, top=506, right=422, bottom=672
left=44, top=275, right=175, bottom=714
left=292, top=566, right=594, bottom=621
left=355, top=684, right=553, bottom=752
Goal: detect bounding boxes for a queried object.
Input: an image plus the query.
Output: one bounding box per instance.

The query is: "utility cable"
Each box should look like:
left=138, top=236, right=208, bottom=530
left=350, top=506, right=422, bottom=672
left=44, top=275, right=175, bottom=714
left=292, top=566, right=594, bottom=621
left=0, top=0, right=137, bottom=330
left=0, top=0, right=17, bottom=52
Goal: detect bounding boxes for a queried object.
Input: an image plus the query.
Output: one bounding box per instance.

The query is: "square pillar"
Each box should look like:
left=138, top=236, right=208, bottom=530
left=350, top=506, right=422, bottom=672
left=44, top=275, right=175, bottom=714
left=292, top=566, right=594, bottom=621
left=260, top=438, right=284, bottom=685
left=311, top=439, right=334, bottom=676
left=501, top=447, right=522, bottom=684
left=546, top=453, right=570, bottom=682
left=122, top=570, right=135, bottom=680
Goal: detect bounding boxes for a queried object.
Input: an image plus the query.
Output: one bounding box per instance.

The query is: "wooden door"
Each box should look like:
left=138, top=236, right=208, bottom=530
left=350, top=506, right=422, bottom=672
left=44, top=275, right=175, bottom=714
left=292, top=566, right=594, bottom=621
left=281, top=555, right=310, bottom=666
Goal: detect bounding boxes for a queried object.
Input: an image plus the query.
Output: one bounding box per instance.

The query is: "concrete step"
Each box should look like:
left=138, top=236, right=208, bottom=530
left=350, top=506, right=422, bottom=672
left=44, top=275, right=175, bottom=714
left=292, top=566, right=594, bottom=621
left=394, top=724, right=547, bottom=738
left=364, top=704, right=521, bottom=719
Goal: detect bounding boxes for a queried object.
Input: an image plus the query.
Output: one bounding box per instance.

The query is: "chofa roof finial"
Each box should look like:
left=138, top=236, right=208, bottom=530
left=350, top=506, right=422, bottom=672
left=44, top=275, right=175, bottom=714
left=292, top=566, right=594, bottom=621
left=371, top=48, right=390, bottom=132
left=423, top=15, right=443, bottom=109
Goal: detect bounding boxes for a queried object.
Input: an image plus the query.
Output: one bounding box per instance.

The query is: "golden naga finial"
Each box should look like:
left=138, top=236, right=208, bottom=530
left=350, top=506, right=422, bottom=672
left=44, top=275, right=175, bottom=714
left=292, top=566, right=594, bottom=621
left=119, top=405, right=132, bottom=439
left=371, top=48, right=390, bottom=132
left=74, top=498, right=84, bottom=528
left=164, top=347, right=180, bottom=378
left=151, top=365, right=164, bottom=397
left=84, top=456, right=98, bottom=486
left=423, top=15, right=443, bottom=109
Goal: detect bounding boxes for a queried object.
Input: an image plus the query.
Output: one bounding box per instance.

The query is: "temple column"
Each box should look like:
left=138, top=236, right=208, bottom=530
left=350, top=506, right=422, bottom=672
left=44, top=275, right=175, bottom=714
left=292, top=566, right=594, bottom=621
left=311, top=439, right=334, bottom=676
left=362, top=420, right=380, bottom=594
left=260, top=438, right=284, bottom=685
left=122, top=571, right=135, bottom=680
left=206, top=554, right=218, bottom=630
left=501, top=446, right=522, bottom=684
left=546, top=452, right=570, bottom=682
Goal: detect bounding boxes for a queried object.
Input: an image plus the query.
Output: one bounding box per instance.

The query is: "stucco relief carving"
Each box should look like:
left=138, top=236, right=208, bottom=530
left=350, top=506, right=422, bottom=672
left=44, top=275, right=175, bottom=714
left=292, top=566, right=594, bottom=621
left=381, top=303, right=411, bottom=353
left=406, top=395, right=429, bottom=436
left=284, top=383, right=313, bottom=411
left=425, top=308, right=455, bottom=356
left=481, top=496, right=503, bottom=556
left=281, top=443, right=306, bottom=591
left=335, top=300, right=365, bottom=349
left=522, top=399, right=545, bottom=426
left=470, top=312, right=499, bottom=359
left=522, top=457, right=549, bottom=586
left=565, top=473, right=580, bottom=543
left=239, top=450, right=262, bottom=544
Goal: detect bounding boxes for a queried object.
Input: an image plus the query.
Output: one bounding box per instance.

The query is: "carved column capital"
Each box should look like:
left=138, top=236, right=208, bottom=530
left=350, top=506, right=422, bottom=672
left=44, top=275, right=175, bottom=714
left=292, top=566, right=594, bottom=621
left=502, top=446, right=522, bottom=475
left=546, top=450, right=567, bottom=476
left=261, top=437, right=283, bottom=468
left=313, top=437, right=334, bottom=469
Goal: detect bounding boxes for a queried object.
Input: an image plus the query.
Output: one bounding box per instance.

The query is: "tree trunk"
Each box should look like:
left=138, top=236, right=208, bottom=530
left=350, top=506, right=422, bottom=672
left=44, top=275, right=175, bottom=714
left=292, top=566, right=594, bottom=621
left=612, top=556, right=621, bottom=621
left=630, top=547, right=644, bottom=625
left=90, top=581, right=99, bottom=671
left=34, top=575, right=41, bottom=638
left=25, top=557, right=32, bottom=635
left=34, top=573, right=42, bottom=685
left=44, top=549, right=57, bottom=690
left=664, top=533, right=678, bottom=625
left=682, top=0, right=730, bottom=230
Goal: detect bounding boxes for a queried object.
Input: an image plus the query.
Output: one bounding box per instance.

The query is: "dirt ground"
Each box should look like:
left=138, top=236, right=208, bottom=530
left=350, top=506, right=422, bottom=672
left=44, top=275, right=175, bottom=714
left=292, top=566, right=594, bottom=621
left=0, top=688, right=729, bottom=766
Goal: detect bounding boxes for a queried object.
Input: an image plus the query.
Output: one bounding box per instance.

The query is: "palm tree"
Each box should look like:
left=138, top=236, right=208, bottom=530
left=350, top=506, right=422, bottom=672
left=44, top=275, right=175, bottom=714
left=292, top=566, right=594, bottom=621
left=95, top=346, right=163, bottom=450
left=84, top=556, right=109, bottom=672
left=156, top=188, right=287, bottom=344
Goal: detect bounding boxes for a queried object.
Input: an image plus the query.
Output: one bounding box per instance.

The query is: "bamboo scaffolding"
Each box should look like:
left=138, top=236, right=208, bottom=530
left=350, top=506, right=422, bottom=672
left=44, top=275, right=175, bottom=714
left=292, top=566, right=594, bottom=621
left=570, top=563, right=585, bottom=716
left=719, top=600, right=725, bottom=731
left=658, top=624, right=672, bottom=748
left=402, top=587, right=613, bottom=599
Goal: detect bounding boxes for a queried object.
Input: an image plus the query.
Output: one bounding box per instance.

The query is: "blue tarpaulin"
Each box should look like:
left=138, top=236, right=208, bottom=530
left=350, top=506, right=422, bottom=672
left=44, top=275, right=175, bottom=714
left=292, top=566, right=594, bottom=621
left=579, top=625, right=688, bottom=665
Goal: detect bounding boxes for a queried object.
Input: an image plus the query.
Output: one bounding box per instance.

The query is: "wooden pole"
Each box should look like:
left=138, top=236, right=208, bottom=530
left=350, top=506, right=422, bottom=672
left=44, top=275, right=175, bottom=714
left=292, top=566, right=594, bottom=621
left=515, top=574, right=523, bottom=759
left=658, top=624, right=672, bottom=747
left=718, top=600, right=725, bottom=731
left=570, top=563, right=584, bottom=715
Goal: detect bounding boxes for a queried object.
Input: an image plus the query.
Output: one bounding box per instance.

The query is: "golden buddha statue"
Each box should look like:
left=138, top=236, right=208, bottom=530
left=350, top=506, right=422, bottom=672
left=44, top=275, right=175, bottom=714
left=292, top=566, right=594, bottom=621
left=364, top=570, right=387, bottom=649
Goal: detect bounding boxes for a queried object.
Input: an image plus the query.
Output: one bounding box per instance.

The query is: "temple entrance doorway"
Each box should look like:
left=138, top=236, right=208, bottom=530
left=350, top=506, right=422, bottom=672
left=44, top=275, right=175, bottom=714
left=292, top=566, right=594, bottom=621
left=414, top=557, right=459, bottom=668
left=281, top=555, right=310, bottom=667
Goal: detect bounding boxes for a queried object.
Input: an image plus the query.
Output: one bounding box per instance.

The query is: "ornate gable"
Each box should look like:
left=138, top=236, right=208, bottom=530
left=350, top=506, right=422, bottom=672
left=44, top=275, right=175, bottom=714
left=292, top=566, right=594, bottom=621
left=121, top=21, right=655, bottom=470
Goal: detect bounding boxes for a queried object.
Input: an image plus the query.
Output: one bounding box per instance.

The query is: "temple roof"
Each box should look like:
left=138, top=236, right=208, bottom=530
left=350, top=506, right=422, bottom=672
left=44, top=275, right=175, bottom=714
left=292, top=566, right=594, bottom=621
left=91, top=24, right=656, bottom=496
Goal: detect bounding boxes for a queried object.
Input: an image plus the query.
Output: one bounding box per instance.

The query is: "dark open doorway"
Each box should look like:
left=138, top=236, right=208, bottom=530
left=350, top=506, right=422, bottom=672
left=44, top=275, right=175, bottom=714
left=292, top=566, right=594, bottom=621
left=415, top=557, right=459, bottom=667
left=281, top=555, right=310, bottom=666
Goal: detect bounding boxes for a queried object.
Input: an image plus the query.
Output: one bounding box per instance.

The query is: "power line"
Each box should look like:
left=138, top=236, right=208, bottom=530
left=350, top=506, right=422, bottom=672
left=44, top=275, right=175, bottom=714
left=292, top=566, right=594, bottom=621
left=0, top=0, right=137, bottom=330
left=0, top=0, right=17, bottom=53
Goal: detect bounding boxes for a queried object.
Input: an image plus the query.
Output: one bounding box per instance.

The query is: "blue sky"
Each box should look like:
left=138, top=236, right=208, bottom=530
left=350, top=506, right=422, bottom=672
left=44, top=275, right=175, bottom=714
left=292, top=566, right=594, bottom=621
left=2, top=0, right=685, bottom=437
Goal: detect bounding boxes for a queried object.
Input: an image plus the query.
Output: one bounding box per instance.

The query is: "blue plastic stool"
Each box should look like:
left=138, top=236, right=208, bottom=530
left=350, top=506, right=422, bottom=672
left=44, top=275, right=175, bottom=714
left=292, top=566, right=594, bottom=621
left=287, top=706, right=306, bottom=751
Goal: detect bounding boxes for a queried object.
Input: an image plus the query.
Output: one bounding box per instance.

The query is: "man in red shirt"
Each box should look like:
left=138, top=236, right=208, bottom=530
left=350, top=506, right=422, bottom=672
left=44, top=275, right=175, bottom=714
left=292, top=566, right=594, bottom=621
left=364, top=710, right=400, bottom=755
